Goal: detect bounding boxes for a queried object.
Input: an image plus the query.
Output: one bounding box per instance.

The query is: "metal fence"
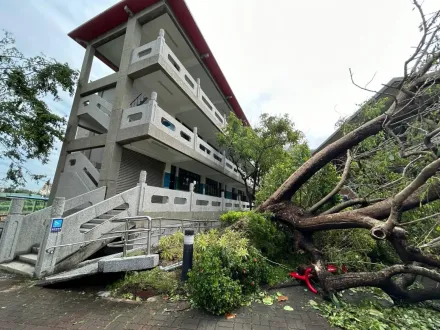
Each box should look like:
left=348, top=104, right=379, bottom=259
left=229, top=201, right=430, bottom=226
left=45, top=216, right=220, bottom=257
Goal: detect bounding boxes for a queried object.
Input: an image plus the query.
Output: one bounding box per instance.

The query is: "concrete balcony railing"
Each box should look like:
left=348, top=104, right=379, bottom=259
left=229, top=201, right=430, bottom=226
left=130, top=29, right=226, bottom=131
left=121, top=92, right=242, bottom=182
left=77, top=94, right=112, bottom=134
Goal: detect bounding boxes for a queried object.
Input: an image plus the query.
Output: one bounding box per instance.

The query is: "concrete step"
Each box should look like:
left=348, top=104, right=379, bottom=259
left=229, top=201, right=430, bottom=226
left=18, top=253, right=38, bottom=265
left=97, top=214, right=114, bottom=219
left=80, top=223, right=98, bottom=230
left=88, top=218, right=106, bottom=224
left=31, top=246, right=40, bottom=254
left=0, top=261, right=34, bottom=277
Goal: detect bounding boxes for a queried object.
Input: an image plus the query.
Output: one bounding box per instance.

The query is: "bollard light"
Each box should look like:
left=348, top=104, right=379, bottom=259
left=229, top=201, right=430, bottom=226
left=181, top=229, right=194, bottom=281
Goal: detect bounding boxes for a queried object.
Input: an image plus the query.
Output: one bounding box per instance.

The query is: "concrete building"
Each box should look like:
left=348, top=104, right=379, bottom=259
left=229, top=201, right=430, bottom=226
left=0, top=0, right=252, bottom=278
left=50, top=0, right=250, bottom=204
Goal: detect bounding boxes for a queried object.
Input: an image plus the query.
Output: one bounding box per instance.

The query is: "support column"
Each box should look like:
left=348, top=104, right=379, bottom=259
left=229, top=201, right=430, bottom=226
left=49, top=46, right=95, bottom=204
left=99, top=17, right=142, bottom=197
left=0, top=199, right=25, bottom=263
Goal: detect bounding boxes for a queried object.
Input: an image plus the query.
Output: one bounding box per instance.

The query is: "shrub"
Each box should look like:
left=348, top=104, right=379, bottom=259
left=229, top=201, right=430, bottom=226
left=110, top=268, right=178, bottom=297
left=158, top=231, right=184, bottom=261
left=220, top=211, right=291, bottom=261
left=219, top=211, right=247, bottom=225
left=187, top=229, right=273, bottom=315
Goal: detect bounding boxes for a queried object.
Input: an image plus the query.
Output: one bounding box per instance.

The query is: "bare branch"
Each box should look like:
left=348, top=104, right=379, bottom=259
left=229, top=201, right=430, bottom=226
left=349, top=68, right=398, bottom=103
left=321, top=197, right=384, bottom=215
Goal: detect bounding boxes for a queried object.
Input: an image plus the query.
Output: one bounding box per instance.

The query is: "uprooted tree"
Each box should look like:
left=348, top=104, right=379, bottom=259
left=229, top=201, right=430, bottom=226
left=255, top=1, right=440, bottom=304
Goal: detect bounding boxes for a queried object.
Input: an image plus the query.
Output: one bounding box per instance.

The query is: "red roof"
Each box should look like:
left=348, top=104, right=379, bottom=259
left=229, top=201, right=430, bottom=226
left=68, top=0, right=248, bottom=124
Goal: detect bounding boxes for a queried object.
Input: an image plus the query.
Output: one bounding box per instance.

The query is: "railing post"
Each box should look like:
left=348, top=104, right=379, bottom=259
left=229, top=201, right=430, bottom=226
left=34, top=197, right=65, bottom=279
left=137, top=170, right=147, bottom=214
left=156, top=29, right=165, bottom=55
left=196, top=78, right=201, bottom=98
left=193, top=127, right=198, bottom=150
left=0, top=198, right=25, bottom=263
left=146, top=91, right=157, bottom=124
left=189, top=182, right=195, bottom=212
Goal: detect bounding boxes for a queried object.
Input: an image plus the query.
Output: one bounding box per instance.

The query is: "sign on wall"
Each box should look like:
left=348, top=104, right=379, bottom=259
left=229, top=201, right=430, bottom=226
left=51, top=218, right=63, bottom=233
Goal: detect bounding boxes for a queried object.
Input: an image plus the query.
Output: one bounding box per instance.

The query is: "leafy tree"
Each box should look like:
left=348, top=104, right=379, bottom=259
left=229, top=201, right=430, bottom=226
left=217, top=113, right=301, bottom=207
left=0, top=31, right=78, bottom=187
left=253, top=1, right=440, bottom=305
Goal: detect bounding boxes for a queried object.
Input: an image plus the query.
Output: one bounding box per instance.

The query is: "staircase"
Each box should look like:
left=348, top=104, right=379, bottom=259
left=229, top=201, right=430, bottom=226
left=0, top=245, right=40, bottom=277
left=129, top=93, right=148, bottom=108
left=79, top=203, right=128, bottom=233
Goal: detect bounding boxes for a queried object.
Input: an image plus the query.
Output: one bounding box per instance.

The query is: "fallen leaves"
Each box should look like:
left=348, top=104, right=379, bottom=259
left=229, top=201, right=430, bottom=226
left=225, top=313, right=236, bottom=319
left=277, top=295, right=288, bottom=302
left=283, top=305, right=294, bottom=311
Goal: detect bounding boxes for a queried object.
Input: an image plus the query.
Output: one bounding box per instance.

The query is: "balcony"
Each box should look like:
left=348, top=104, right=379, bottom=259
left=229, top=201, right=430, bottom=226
left=129, top=29, right=227, bottom=132
left=120, top=92, right=242, bottom=183
left=77, top=94, right=112, bottom=134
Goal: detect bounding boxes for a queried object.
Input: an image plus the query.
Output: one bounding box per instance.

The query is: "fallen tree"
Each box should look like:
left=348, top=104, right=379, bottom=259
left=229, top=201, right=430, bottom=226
left=256, top=0, right=440, bottom=304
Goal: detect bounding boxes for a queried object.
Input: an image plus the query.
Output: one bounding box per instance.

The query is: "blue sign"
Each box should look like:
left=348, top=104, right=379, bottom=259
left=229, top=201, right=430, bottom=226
left=51, top=218, right=63, bottom=233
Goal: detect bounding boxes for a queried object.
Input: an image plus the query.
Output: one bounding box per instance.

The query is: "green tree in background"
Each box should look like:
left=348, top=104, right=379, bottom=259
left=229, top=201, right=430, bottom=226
left=0, top=31, right=78, bottom=187
left=217, top=113, right=301, bottom=208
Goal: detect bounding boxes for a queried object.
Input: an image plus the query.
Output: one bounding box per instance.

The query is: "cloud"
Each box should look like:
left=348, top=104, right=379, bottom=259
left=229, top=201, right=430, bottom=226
left=1, top=0, right=438, bottom=190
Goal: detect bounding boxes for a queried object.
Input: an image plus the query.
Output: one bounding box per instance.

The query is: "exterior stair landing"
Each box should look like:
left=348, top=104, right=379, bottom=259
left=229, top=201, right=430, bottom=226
left=0, top=245, right=39, bottom=277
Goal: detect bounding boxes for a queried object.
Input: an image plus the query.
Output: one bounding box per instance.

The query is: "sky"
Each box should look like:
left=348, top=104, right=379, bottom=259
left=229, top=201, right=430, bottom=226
left=0, top=0, right=437, bottom=191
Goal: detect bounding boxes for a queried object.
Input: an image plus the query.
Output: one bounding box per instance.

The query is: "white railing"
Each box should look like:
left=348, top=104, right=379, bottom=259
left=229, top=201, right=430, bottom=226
left=120, top=93, right=243, bottom=182
left=131, top=29, right=226, bottom=130
left=53, top=186, right=140, bottom=263
left=0, top=186, right=106, bottom=264
left=139, top=182, right=250, bottom=214
left=77, top=94, right=112, bottom=133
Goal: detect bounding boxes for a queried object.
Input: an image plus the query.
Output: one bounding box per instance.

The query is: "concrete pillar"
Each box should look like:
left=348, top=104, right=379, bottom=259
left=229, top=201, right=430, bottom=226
left=221, top=191, right=225, bottom=211
left=49, top=45, right=96, bottom=204
left=99, top=17, right=142, bottom=197
left=0, top=199, right=25, bottom=263
left=34, top=197, right=65, bottom=278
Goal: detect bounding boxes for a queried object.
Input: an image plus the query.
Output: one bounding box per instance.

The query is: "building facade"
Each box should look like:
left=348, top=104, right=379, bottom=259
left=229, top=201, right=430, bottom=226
left=50, top=0, right=249, bottom=204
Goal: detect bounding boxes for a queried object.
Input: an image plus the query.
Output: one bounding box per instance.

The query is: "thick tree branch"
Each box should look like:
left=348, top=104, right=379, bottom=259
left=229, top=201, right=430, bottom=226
left=258, top=114, right=387, bottom=211
left=308, top=150, right=352, bottom=214
left=371, top=157, right=440, bottom=239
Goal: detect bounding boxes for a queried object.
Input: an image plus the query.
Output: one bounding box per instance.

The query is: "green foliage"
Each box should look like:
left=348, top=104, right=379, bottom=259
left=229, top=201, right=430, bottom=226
left=219, top=211, right=246, bottom=225
left=187, top=229, right=278, bottom=315
left=109, top=268, right=178, bottom=297
left=256, top=143, right=339, bottom=210
left=217, top=113, right=302, bottom=205
left=309, top=298, right=440, bottom=330
left=158, top=231, right=184, bottom=261
left=0, top=31, right=79, bottom=187
left=220, top=211, right=291, bottom=260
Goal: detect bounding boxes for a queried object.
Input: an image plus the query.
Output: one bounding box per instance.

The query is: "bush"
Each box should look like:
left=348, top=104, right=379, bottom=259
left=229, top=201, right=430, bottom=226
left=220, top=211, right=291, bottom=261
left=219, top=211, right=246, bottom=225
left=158, top=231, right=184, bottom=261
left=109, top=268, right=178, bottom=297
left=187, top=229, right=274, bottom=315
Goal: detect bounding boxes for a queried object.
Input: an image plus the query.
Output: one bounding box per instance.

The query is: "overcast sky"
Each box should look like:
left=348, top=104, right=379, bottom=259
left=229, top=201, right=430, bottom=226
left=0, top=0, right=437, bottom=190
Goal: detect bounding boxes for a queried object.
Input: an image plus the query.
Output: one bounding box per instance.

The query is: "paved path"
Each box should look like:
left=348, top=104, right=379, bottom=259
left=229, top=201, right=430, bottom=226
left=0, top=271, right=336, bottom=330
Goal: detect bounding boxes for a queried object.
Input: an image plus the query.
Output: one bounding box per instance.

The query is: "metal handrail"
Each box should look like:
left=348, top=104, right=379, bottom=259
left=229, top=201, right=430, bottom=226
left=44, top=216, right=220, bottom=256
